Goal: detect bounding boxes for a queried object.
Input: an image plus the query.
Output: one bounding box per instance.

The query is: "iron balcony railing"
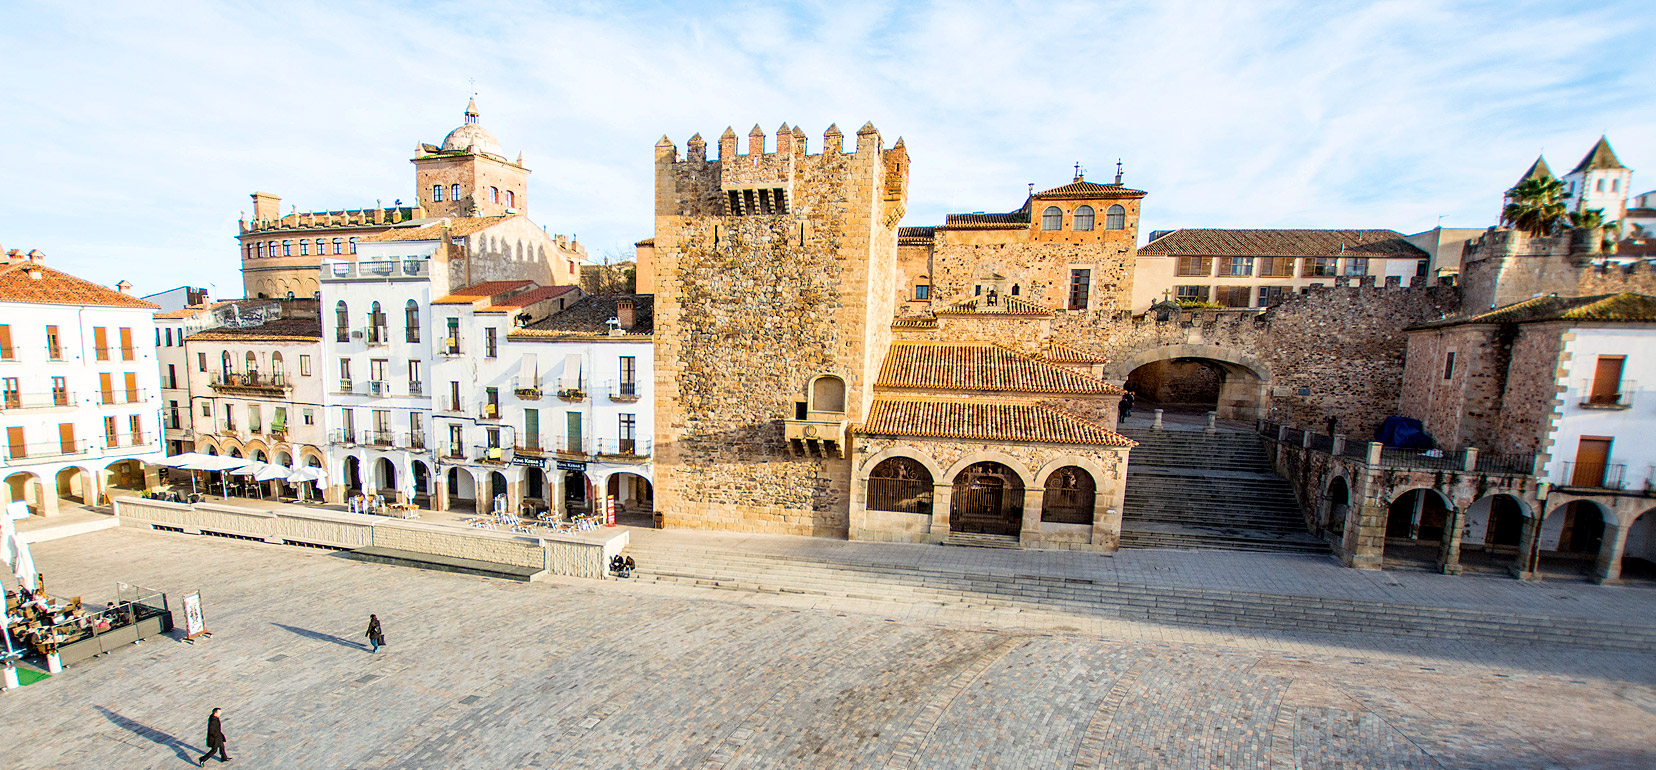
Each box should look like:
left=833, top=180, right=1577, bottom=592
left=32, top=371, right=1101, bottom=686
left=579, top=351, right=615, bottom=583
left=365, top=328, right=389, bottom=347
left=406, top=432, right=427, bottom=451
left=97, top=389, right=149, bottom=405
left=593, top=438, right=651, bottom=457
left=555, top=378, right=587, bottom=400
left=607, top=379, right=641, bottom=401
left=366, top=380, right=389, bottom=397
left=0, top=391, right=74, bottom=409
left=1474, top=452, right=1537, bottom=475
left=333, top=429, right=358, bottom=445
left=1562, top=461, right=1626, bottom=490
left=444, top=442, right=465, bottom=459
left=1577, top=378, right=1636, bottom=408
left=210, top=371, right=290, bottom=391
left=367, top=430, right=396, bottom=447
left=4, top=440, right=86, bottom=460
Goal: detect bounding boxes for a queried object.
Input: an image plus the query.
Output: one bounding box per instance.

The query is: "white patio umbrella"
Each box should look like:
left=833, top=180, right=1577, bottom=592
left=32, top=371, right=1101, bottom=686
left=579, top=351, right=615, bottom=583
left=3, top=504, right=37, bottom=592
left=253, top=464, right=292, bottom=482
left=288, top=466, right=328, bottom=501
left=153, top=452, right=211, bottom=468
left=182, top=455, right=252, bottom=498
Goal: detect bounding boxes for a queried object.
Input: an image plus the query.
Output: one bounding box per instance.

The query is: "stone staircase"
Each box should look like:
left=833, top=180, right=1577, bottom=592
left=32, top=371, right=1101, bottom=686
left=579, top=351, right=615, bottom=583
left=1118, top=429, right=1327, bottom=554
left=943, top=532, right=1022, bottom=549
left=622, top=543, right=1656, bottom=651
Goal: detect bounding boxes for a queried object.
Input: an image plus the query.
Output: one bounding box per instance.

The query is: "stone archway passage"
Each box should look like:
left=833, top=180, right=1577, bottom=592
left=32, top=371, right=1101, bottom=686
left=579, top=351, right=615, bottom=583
left=1106, top=344, right=1272, bottom=421
left=950, top=462, right=1023, bottom=536
left=1041, top=466, right=1095, bottom=525
left=868, top=457, right=934, bottom=515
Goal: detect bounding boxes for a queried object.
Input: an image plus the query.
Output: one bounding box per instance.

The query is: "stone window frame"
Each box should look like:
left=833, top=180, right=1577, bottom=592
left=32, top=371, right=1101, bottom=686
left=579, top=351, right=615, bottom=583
left=808, top=374, right=847, bottom=414
left=451, top=184, right=462, bottom=200
left=1073, top=205, right=1095, bottom=231
left=1175, top=285, right=1208, bottom=302
left=433, top=184, right=444, bottom=202
left=1442, top=350, right=1457, bottom=380
left=1067, top=267, right=1092, bottom=311
left=1104, top=204, right=1126, bottom=230
left=914, top=285, right=930, bottom=300
left=1041, top=206, right=1063, bottom=231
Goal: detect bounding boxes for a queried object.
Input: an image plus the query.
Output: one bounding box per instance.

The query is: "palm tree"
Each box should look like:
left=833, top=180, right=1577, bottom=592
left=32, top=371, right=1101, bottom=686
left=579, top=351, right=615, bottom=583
left=1502, top=177, right=1568, bottom=236
left=1568, top=207, right=1622, bottom=251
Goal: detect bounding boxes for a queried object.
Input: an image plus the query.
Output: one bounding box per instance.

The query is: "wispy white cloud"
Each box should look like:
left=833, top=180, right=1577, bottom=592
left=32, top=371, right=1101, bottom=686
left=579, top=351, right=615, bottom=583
left=1, top=0, right=1650, bottom=296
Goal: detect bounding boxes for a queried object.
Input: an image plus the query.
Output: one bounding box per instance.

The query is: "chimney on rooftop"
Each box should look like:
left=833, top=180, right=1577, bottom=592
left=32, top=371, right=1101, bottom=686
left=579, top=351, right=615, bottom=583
left=616, top=299, right=636, bottom=331
left=116, top=280, right=133, bottom=295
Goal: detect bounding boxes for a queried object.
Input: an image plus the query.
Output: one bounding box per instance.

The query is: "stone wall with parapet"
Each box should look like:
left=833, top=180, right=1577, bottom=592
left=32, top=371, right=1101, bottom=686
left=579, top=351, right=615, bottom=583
left=651, top=123, right=905, bottom=536
left=895, top=284, right=1462, bottom=437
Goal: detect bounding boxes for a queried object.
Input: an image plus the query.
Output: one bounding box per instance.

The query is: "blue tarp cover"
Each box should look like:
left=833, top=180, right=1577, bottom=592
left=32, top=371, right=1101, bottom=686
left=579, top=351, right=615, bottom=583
left=1375, top=416, right=1434, bottom=449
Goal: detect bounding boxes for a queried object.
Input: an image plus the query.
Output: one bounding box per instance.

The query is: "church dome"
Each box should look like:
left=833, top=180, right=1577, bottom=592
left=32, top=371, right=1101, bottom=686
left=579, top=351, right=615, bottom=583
left=440, top=98, right=504, bottom=157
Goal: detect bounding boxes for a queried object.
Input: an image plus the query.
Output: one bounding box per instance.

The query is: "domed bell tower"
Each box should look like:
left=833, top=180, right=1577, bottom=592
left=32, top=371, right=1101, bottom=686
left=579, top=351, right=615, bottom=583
left=412, top=98, right=531, bottom=219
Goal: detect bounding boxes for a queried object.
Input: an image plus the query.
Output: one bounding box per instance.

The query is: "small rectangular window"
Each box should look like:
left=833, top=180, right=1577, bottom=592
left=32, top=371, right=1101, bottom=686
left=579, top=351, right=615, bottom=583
left=119, top=328, right=134, bottom=360
left=1216, top=286, right=1251, bottom=308
left=300, top=355, right=312, bottom=376
left=93, top=327, right=109, bottom=360
left=1443, top=351, right=1456, bottom=380
left=1226, top=257, right=1254, bottom=277
left=303, top=408, right=315, bottom=425
left=1175, top=285, right=1208, bottom=302
left=485, top=327, right=497, bottom=358
left=433, top=184, right=444, bottom=202
left=1175, top=257, right=1213, bottom=277
left=1067, top=269, right=1091, bottom=310
left=914, top=285, right=930, bottom=300
left=45, top=325, right=60, bottom=359
left=201, top=402, right=212, bottom=417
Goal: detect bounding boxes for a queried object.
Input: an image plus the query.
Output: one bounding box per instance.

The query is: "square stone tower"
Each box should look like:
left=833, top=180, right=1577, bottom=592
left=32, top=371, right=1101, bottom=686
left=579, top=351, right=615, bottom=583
left=412, top=99, right=531, bottom=219
left=652, top=122, right=909, bottom=535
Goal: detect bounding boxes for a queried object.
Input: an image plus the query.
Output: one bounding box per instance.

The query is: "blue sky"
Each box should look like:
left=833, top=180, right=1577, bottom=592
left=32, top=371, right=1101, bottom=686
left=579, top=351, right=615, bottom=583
left=2, top=0, right=1652, bottom=298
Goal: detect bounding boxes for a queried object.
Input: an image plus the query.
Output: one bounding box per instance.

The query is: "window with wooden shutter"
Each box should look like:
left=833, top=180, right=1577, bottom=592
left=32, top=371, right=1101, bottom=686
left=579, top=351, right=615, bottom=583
left=119, top=327, right=134, bottom=360
left=1589, top=356, right=1625, bottom=405
left=93, top=327, right=109, bottom=360
left=99, top=373, right=114, bottom=404
left=6, top=427, right=24, bottom=459
left=0, top=324, right=12, bottom=359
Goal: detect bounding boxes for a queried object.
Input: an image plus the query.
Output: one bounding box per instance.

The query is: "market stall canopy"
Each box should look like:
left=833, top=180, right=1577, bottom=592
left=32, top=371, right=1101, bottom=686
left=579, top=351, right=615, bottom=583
left=154, top=452, right=212, bottom=468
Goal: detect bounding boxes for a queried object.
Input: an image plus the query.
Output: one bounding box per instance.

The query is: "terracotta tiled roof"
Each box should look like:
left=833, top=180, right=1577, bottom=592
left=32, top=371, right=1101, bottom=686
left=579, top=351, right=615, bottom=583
left=943, top=211, right=1029, bottom=227
left=864, top=397, right=1135, bottom=447
left=1040, top=342, right=1109, bottom=364
left=432, top=280, right=534, bottom=305
left=478, top=285, right=580, bottom=313
left=937, top=295, right=1054, bottom=316
left=1412, top=293, right=1656, bottom=329
left=154, top=304, right=217, bottom=319
left=878, top=342, right=1124, bottom=394
left=512, top=294, right=654, bottom=337
left=897, top=226, right=936, bottom=243
left=1136, top=229, right=1427, bottom=258
left=359, top=216, right=512, bottom=242
left=890, top=316, right=938, bottom=329
left=1034, top=179, right=1147, bottom=199
left=1615, top=237, right=1656, bottom=257
left=1568, top=136, right=1626, bottom=174
left=185, top=318, right=322, bottom=342
left=0, top=263, right=158, bottom=309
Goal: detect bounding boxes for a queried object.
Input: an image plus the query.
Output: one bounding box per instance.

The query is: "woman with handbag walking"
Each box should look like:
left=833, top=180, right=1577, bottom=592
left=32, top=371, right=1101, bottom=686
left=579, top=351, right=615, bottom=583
left=365, top=614, right=385, bottom=653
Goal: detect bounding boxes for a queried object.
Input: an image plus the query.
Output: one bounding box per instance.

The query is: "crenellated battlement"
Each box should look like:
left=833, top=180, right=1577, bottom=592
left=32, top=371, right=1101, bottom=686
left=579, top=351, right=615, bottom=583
left=240, top=205, right=423, bottom=235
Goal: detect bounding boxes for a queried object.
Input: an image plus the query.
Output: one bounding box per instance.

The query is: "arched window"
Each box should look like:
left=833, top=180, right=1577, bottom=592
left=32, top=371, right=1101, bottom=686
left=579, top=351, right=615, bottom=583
left=255, top=242, right=264, bottom=258
left=432, top=184, right=444, bottom=202
left=369, top=302, right=387, bottom=343
left=488, top=187, right=500, bottom=203
left=1105, top=204, right=1126, bottom=230
left=1011, top=284, right=1020, bottom=296
left=335, top=301, right=350, bottom=343
left=348, top=237, right=357, bottom=254
left=331, top=238, right=342, bottom=254
left=299, top=240, right=309, bottom=256
left=868, top=457, right=934, bottom=515
left=315, top=238, right=326, bottom=254
left=1073, top=205, right=1095, bottom=231
left=1041, top=466, right=1095, bottom=524
left=220, top=351, right=233, bottom=379
left=405, top=300, right=421, bottom=343
left=1041, top=206, right=1063, bottom=230
left=245, top=351, right=258, bottom=375
left=271, top=352, right=284, bottom=381
left=505, top=190, right=515, bottom=207
left=811, top=376, right=846, bottom=413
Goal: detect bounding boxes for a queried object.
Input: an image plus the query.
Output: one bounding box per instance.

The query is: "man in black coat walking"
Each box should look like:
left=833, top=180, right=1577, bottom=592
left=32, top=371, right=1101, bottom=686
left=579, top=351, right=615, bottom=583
left=197, top=707, right=231, bottom=764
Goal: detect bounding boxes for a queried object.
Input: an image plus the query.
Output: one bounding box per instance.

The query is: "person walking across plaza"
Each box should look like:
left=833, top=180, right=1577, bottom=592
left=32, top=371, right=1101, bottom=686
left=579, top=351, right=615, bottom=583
left=365, top=613, right=384, bottom=653
left=197, top=707, right=230, bottom=764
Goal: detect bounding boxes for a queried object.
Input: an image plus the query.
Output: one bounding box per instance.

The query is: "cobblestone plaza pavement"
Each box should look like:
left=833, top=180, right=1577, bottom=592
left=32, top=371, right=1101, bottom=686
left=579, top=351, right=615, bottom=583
left=4, top=527, right=1656, bottom=769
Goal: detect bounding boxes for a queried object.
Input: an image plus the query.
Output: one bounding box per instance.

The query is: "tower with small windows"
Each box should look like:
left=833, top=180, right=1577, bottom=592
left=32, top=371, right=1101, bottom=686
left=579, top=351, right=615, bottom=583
left=651, top=122, right=909, bottom=535
left=1559, top=136, right=1633, bottom=223
left=412, top=98, right=531, bottom=219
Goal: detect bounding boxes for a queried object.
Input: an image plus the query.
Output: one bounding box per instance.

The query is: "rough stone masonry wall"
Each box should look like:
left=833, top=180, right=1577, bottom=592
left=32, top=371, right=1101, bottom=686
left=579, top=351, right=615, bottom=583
left=1495, top=322, right=1568, bottom=457
left=929, top=231, right=1135, bottom=313
left=897, top=285, right=1462, bottom=438
left=652, top=128, right=901, bottom=536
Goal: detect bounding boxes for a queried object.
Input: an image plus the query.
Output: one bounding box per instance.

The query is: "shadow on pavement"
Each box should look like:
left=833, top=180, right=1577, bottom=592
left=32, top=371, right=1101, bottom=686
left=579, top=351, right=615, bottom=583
left=273, top=622, right=367, bottom=651
left=94, top=705, right=201, bottom=765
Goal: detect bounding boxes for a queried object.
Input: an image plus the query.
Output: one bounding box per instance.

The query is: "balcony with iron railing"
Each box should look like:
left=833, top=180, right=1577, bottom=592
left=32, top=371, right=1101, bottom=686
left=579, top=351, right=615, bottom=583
left=365, top=380, right=390, bottom=397
left=407, top=380, right=424, bottom=397
left=444, top=442, right=465, bottom=459
left=1, top=391, right=74, bottom=410
left=405, top=431, right=427, bottom=451
left=514, top=380, right=542, bottom=400
left=472, top=445, right=508, bottom=464
left=364, top=327, right=390, bottom=348
left=4, top=440, right=87, bottom=461
left=607, top=379, right=641, bottom=402
left=593, top=437, right=651, bottom=459
left=332, top=429, right=358, bottom=445
left=97, top=389, right=149, bottom=406
left=1577, top=379, right=1636, bottom=410
left=553, top=437, right=589, bottom=457
left=478, top=404, right=501, bottom=421
left=440, top=337, right=461, bottom=356
left=555, top=378, right=587, bottom=401
left=514, top=436, right=545, bottom=456
left=1561, top=461, right=1627, bottom=490
left=322, top=258, right=429, bottom=282
left=366, top=430, right=396, bottom=447
left=209, top=371, right=291, bottom=394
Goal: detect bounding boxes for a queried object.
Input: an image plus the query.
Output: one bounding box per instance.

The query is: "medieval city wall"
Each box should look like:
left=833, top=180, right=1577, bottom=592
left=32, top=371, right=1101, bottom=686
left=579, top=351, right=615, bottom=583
left=928, top=228, right=1135, bottom=312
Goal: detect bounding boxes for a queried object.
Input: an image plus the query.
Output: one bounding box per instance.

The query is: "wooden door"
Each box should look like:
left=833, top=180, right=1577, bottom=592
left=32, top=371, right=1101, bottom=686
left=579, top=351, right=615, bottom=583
left=124, top=372, right=139, bottom=403
left=118, top=327, right=133, bottom=360
left=99, top=372, right=113, bottom=404
left=1590, top=356, right=1625, bottom=404
left=1573, top=437, right=1612, bottom=486
left=93, top=327, right=108, bottom=360
left=59, top=423, right=75, bottom=455
left=6, top=426, right=24, bottom=459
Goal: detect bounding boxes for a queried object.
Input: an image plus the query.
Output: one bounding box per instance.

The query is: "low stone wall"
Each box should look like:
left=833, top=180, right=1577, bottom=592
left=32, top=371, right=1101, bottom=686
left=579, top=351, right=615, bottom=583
left=116, top=498, right=374, bottom=549
left=114, top=497, right=628, bottom=581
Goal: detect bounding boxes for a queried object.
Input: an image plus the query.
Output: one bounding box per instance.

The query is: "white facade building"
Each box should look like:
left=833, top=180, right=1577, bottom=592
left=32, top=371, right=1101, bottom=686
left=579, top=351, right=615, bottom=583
left=1560, top=137, right=1633, bottom=223
left=184, top=316, right=329, bottom=474
left=1, top=252, right=163, bottom=515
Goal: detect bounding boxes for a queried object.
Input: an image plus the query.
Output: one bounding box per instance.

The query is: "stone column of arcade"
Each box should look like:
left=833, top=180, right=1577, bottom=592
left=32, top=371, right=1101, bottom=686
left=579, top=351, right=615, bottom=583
left=928, top=481, right=953, bottom=540
left=1595, top=521, right=1631, bottom=585
left=1019, top=487, right=1044, bottom=544
left=1437, top=505, right=1466, bottom=576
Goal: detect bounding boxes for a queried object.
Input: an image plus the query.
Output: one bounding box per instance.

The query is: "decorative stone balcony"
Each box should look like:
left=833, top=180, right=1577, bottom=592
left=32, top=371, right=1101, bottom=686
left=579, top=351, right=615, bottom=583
left=785, top=415, right=848, bottom=457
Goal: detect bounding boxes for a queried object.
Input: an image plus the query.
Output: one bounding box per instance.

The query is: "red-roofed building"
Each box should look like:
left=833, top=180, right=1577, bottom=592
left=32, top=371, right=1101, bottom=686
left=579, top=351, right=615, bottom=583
left=1, top=249, right=165, bottom=516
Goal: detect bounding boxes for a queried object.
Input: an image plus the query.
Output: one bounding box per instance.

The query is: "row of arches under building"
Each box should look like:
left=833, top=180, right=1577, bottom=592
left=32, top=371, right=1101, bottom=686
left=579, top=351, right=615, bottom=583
left=864, top=455, right=1104, bottom=536
left=331, top=454, right=653, bottom=518
left=1320, top=477, right=1656, bottom=582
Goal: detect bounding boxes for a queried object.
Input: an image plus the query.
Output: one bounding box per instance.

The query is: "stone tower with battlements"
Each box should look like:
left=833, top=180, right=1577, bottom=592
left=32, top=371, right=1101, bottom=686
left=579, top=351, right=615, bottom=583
left=651, top=122, right=909, bottom=535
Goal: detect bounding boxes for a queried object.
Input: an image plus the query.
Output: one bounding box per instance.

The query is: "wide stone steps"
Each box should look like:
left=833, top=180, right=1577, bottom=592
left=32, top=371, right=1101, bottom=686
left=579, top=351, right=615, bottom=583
left=622, top=545, right=1656, bottom=651
left=1119, top=430, right=1319, bottom=554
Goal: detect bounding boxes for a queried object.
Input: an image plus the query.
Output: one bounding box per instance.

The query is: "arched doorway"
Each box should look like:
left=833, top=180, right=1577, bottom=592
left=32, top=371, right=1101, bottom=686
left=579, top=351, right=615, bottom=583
left=1623, top=508, right=1656, bottom=582
left=488, top=471, right=509, bottom=512
left=605, top=472, right=655, bottom=515
left=950, top=462, right=1024, bottom=536
left=275, top=450, right=292, bottom=468
left=1386, top=489, right=1451, bottom=542
left=411, top=461, right=430, bottom=505
left=564, top=470, right=589, bottom=512
left=56, top=467, right=92, bottom=505
left=1481, top=495, right=1526, bottom=548
left=867, top=457, right=933, bottom=515
left=447, top=467, right=475, bottom=510
left=105, top=459, right=147, bottom=493
left=1041, top=466, right=1095, bottom=524
left=344, top=456, right=362, bottom=495
left=1108, top=345, right=1271, bottom=421
left=1540, top=501, right=1605, bottom=563
left=525, top=467, right=545, bottom=502
left=1325, top=477, right=1351, bottom=539
left=5, top=472, right=45, bottom=515
left=376, top=458, right=397, bottom=496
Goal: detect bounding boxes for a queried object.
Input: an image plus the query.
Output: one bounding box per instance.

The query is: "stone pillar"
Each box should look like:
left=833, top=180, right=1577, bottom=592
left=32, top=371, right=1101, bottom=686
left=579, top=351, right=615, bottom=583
left=1366, top=441, right=1383, bottom=466
left=1437, top=505, right=1465, bottom=576
left=1509, top=514, right=1544, bottom=581
left=1152, top=409, right=1163, bottom=430
left=1020, top=487, right=1044, bottom=545
left=1301, top=430, right=1312, bottom=449
left=39, top=478, right=60, bottom=517
left=1462, top=447, right=1479, bottom=473
left=1331, top=434, right=1345, bottom=455
left=1595, top=523, right=1630, bottom=585
left=432, top=474, right=449, bottom=512
left=930, top=482, right=953, bottom=539
left=143, top=463, right=162, bottom=490
left=1094, top=502, right=1121, bottom=552
left=1347, top=500, right=1387, bottom=569
left=551, top=470, right=567, bottom=517
left=1276, top=425, right=1288, bottom=442
left=1205, top=411, right=1218, bottom=433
